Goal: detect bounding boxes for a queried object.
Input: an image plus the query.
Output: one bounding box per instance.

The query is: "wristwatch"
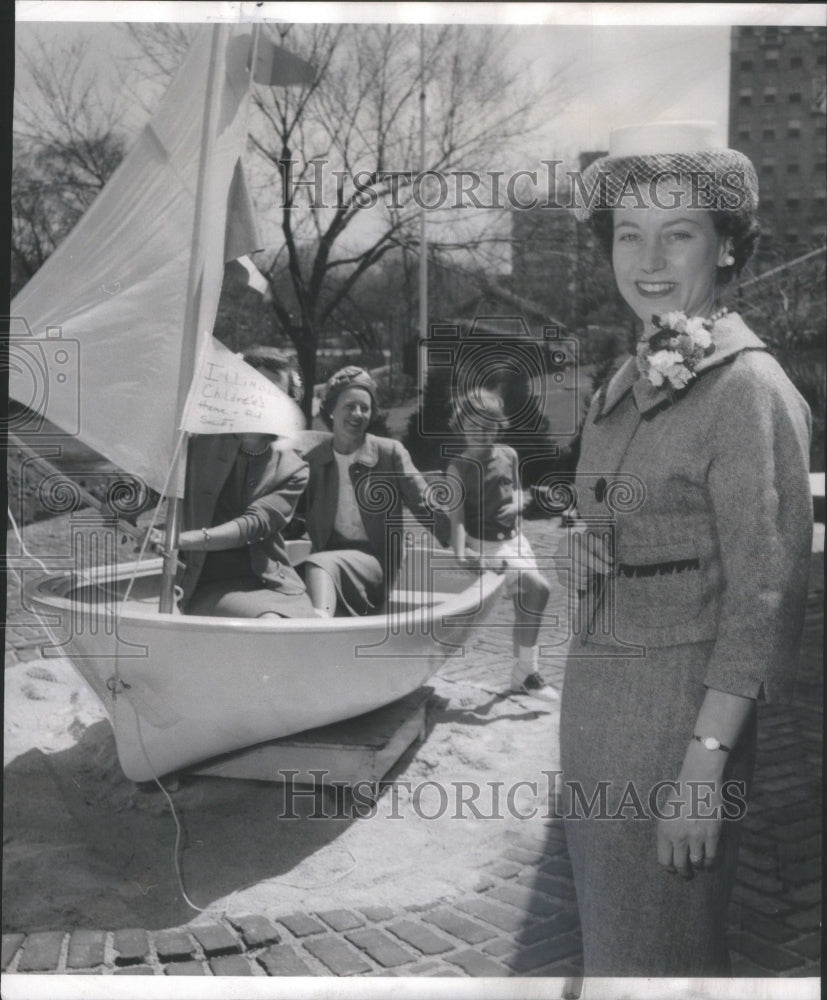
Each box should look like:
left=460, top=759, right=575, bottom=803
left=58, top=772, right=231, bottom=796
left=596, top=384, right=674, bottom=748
left=693, top=735, right=731, bottom=752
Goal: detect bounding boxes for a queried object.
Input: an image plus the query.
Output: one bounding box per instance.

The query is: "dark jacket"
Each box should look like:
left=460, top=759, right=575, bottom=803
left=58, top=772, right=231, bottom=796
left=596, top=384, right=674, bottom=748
left=177, top=434, right=308, bottom=608
left=301, top=433, right=443, bottom=587
left=576, top=312, right=812, bottom=703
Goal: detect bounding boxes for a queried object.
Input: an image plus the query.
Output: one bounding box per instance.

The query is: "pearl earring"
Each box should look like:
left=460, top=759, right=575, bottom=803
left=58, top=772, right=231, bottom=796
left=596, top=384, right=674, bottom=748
left=722, top=252, right=735, bottom=266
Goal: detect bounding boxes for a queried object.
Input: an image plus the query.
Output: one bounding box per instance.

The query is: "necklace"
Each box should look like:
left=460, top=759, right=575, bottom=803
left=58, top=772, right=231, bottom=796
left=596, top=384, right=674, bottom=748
left=239, top=441, right=271, bottom=457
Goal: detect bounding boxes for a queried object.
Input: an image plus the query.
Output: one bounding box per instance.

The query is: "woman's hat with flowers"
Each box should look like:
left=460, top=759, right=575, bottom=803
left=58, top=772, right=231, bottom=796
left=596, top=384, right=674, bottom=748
left=572, top=120, right=759, bottom=222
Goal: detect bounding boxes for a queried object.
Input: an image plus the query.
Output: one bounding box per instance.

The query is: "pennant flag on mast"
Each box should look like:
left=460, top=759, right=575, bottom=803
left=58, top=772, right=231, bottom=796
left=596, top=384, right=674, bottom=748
left=180, top=337, right=304, bottom=437
left=253, top=36, right=316, bottom=86
left=227, top=255, right=272, bottom=299
left=8, top=26, right=314, bottom=497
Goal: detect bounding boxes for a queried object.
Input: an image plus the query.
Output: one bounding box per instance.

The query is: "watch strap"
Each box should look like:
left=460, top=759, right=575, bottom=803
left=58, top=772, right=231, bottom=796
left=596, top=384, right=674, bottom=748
left=693, top=735, right=731, bottom=752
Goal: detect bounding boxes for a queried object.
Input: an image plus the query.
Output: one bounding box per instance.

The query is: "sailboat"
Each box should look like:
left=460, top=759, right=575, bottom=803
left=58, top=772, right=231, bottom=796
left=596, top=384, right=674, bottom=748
left=9, top=25, right=505, bottom=784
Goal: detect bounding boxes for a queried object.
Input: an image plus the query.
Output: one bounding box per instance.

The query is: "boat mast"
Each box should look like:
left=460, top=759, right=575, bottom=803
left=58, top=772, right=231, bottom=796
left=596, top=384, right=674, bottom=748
left=418, top=24, right=428, bottom=347
left=159, top=26, right=260, bottom=613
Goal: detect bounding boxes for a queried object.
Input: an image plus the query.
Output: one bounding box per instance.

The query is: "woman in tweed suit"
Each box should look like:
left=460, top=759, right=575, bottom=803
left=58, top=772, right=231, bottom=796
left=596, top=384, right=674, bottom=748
left=562, top=122, right=812, bottom=976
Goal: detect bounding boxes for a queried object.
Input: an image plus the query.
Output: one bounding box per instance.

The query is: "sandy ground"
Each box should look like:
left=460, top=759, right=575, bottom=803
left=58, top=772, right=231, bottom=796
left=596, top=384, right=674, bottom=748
left=8, top=513, right=821, bottom=937
left=3, top=513, right=562, bottom=933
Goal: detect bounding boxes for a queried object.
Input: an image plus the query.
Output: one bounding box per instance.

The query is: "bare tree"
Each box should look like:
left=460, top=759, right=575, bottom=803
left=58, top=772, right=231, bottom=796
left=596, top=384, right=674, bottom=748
left=16, top=23, right=565, bottom=416
left=244, top=23, right=560, bottom=412
left=12, top=30, right=126, bottom=294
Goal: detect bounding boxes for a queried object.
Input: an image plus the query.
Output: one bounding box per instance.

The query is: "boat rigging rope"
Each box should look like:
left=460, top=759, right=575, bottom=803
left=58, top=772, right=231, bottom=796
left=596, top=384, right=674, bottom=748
left=9, top=484, right=360, bottom=911
left=117, top=426, right=188, bottom=618
left=6, top=503, right=216, bottom=915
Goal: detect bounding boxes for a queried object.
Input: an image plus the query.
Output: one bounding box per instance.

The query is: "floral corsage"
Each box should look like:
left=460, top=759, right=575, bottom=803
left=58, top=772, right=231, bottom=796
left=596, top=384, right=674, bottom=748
left=636, top=310, right=724, bottom=391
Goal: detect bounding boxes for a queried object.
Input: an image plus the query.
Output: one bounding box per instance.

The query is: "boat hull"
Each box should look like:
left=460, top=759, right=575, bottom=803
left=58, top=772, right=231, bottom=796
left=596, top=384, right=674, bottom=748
left=24, top=548, right=504, bottom=781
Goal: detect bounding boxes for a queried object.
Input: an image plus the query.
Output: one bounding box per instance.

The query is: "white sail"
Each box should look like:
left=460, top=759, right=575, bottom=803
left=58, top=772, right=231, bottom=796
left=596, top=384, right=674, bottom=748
left=9, top=25, right=262, bottom=496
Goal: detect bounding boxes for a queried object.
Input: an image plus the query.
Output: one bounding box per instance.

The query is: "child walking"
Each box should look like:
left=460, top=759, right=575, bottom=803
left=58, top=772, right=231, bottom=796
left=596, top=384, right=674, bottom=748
left=445, top=388, right=556, bottom=701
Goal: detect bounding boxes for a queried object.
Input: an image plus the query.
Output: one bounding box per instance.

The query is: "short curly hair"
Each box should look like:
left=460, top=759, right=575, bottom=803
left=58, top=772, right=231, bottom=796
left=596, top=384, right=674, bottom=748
left=242, top=346, right=304, bottom=402
left=449, top=388, right=507, bottom=434
left=589, top=205, right=760, bottom=285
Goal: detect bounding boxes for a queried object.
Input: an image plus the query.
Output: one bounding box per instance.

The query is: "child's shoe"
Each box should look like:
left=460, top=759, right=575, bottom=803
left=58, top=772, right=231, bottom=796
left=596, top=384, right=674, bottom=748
left=510, top=665, right=559, bottom=702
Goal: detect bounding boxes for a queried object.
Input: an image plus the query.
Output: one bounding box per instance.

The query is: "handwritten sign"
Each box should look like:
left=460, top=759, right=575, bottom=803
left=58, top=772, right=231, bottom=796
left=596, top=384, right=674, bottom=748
left=179, top=337, right=306, bottom=436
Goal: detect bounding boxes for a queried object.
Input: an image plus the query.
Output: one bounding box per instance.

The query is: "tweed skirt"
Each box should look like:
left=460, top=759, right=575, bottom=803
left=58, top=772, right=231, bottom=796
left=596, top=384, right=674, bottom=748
left=300, top=537, right=385, bottom=616
left=560, top=631, right=756, bottom=977
left=185, top=576, right=316, bottom=618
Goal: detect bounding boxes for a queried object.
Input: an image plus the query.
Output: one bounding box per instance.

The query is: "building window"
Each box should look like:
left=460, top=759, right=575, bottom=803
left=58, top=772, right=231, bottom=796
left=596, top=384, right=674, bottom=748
left=739, top=90, right=753, bottom=106
left=740, top=58, right=754, bottom=72
left=787, top=123, right=801, bottom=138
left=785, top=231, right=799, bottom=244
left=786, top=198, right=800, bottom=211
left=763, top=88, right=777, bottom=104
left=762, top=198, right=774, bottom=212
left=762, top=128, right=776, bottom=140
left=818, top=53, right=826, bottom=66
left=790, top=55, right=803, bottom=68
left=786, top=163, right=801, bottom=175
left=765, top=49, right=779, bottom=65
left=788, top=92, right=802, bottom=103
left=762, top=161, right=775, bottom=174
left=738, top=128, right=751, bottom=142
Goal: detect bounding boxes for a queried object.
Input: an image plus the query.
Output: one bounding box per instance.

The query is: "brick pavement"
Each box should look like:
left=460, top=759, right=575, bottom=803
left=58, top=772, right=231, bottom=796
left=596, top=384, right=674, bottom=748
left=2, top=516, right=822, bottom=978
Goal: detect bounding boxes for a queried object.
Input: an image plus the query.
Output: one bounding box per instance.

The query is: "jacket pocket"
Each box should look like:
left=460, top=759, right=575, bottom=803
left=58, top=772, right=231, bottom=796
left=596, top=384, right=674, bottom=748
left=615, top=559, right=703, bottom=629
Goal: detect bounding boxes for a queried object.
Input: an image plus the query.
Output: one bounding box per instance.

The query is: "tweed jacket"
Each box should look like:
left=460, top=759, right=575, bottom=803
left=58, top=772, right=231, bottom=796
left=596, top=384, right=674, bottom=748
left=576, top=312, right=812, bottom=703
left=300, top=433, right=441, bottom=580
left=176, top=434, right=309, bottom=608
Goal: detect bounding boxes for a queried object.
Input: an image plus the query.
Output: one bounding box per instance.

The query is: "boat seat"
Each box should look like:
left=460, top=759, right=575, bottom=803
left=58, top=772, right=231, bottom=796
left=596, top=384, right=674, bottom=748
left=386, top=590, right=458, bottom=610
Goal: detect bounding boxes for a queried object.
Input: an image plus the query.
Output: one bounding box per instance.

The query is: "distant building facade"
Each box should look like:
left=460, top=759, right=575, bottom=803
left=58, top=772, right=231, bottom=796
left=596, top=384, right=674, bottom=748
left=729, top=25, right=827, bottom=259
left=510, top=151, right=615, bottom=331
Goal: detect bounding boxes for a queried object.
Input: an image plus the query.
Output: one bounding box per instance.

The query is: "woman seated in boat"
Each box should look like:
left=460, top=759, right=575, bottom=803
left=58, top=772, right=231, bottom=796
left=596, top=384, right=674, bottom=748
left=155, top=347, right=316, bottom=619
left=298, top=366, right=444, bottom=617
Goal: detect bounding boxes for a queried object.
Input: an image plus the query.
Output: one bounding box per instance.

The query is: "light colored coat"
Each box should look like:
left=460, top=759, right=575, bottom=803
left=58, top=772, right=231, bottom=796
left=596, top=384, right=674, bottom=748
left=575, top=312, right=812, bottom=702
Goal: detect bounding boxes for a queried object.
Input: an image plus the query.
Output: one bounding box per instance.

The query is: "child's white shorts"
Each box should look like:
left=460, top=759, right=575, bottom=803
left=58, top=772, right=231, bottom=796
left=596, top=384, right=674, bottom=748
left=467, top=531, right=541, bottom=596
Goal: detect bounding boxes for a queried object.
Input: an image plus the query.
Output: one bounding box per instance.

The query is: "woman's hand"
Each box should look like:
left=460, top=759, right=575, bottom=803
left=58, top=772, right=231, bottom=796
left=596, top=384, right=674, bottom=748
left=143, top=527, right=169, bottom=557
left=553, top=523, right=613, bottom=592
left=656, top=782, right=725, bottom=878
left=656, top=738, right=732, bottom=879
left=657, top=689, right=754, bottom=877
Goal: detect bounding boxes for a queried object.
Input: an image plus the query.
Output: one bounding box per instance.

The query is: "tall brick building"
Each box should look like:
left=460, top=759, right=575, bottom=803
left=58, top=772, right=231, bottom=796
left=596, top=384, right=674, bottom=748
left=729, top=25, right=827, bottom=258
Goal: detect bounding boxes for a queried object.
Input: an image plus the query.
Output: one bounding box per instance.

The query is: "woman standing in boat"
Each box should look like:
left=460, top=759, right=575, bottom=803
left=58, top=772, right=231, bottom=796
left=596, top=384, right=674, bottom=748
left=299, top=366, right=442, bottom=617
left=561, top=121, right=812, bottom=975
left=157, top=347, right=316, bottom=618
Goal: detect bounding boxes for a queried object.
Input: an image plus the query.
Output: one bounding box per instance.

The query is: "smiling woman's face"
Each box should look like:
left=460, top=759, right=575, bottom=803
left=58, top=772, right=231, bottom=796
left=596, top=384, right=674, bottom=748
left=330, top=386, right=372, bottom=452
left=611, top=179, right=729, bottom=332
